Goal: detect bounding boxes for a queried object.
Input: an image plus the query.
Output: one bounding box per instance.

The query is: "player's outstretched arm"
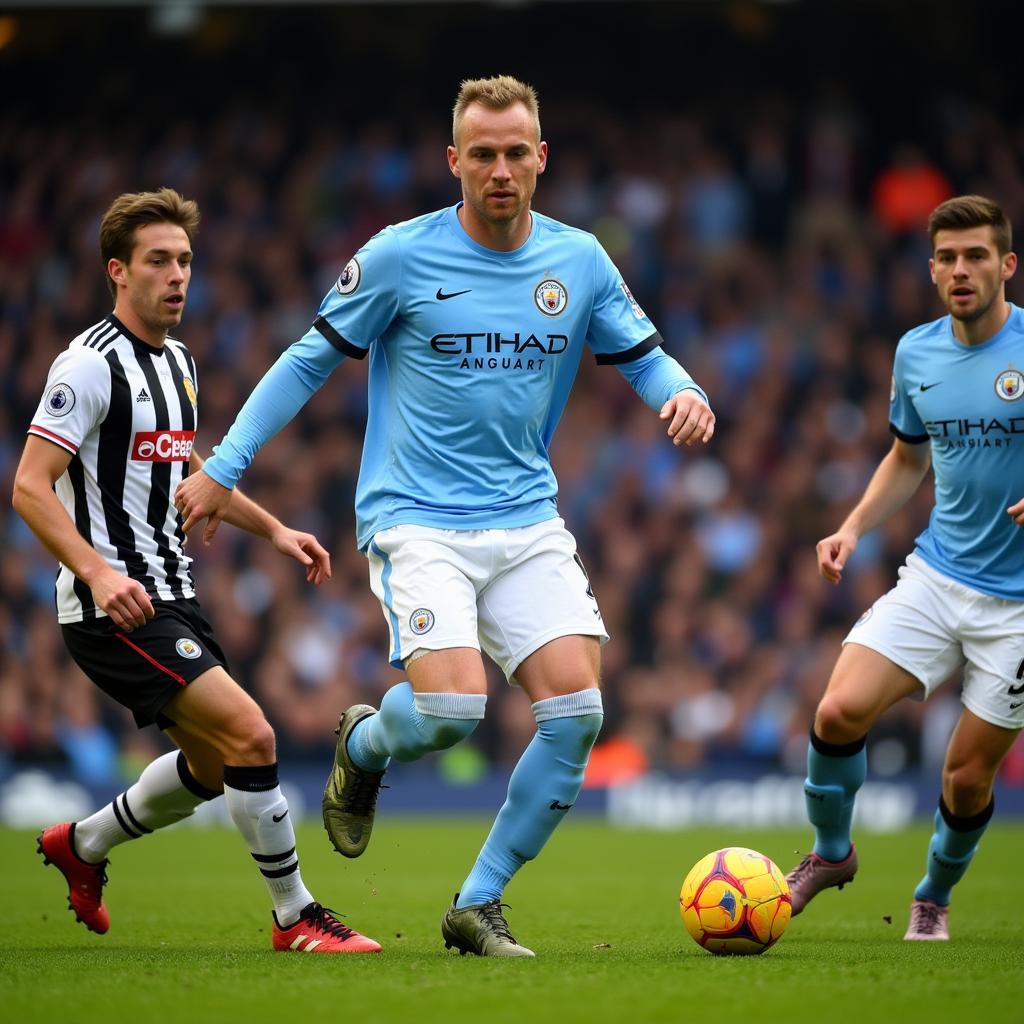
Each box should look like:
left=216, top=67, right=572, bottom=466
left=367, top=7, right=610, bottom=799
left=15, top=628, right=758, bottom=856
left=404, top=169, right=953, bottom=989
left=816, top=437, right=931, bottom=584
left=659, top=390, right=715, bottom=447
left=13, top=437, right=155, bottom=630
left=176, top=331, right=348, bottom=543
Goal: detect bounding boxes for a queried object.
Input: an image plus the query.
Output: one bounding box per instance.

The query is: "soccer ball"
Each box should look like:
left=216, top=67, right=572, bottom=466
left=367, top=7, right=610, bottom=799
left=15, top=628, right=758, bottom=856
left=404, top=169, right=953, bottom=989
left=679, top=847, right=792, bottom=955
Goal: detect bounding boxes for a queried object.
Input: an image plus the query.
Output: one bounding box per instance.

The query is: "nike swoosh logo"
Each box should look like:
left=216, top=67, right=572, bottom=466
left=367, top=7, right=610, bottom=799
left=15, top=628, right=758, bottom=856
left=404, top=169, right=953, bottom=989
left=436, top=288, right=472, bottom=301
left=1010, top=702, right=1023, bottom=710
left=549, top=800, right=573, bottom=811
left=272, top=810, right=289, bottom=822
left=919, top=382, right=941, bottom=392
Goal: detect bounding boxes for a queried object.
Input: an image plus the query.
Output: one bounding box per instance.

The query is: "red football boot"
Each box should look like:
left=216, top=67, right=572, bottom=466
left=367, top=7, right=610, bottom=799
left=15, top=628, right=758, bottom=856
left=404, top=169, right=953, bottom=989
left=37, top=822, right=110, bottom=934
left=273, top=902, right=382, bottom=953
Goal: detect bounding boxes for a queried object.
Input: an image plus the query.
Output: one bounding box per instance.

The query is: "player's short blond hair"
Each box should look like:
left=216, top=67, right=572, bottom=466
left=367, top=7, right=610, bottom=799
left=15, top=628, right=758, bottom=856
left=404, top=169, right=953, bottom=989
left=928, top=194, right=1012, bottom=255
left=452, top=75, right=541, bottom=147
left=99, top=188, right=200, bottom=299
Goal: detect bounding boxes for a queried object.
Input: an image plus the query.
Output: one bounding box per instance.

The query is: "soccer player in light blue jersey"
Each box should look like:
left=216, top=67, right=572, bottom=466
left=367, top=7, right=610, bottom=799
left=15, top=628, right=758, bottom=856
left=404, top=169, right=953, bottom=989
left=175, top=75, right=714, bottom=956
left=785, top=195, right=1023, bottom=941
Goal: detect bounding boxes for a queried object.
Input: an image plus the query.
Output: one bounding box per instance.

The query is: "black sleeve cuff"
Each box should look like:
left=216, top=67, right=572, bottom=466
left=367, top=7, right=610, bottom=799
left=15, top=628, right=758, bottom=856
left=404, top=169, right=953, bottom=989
left=313, top=316, right=368, bottom=360
left=594, top=330, right=663, bottom=366
left=889, top=422, right=930, bottom=444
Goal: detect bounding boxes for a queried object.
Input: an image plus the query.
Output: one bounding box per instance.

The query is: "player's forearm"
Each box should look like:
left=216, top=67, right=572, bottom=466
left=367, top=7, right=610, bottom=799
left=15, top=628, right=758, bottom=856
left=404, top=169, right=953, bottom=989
left=203, top=330, right=345, bottom=489
left=188, top=452, right=281, bottom=540
left=12, top=478, right=111, bottom=586
left=615, top=348, right=708, bottom=412
left=222, top=487, right=285, bottom=541
left=840, top=444, right=930, bottom=538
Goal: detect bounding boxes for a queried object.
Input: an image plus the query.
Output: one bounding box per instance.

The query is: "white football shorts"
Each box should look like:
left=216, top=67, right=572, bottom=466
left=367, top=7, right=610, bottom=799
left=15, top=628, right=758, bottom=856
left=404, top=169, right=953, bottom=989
left=366, top=518, right=608, bottom=681
left=844, top=552, right=1024, bottom=729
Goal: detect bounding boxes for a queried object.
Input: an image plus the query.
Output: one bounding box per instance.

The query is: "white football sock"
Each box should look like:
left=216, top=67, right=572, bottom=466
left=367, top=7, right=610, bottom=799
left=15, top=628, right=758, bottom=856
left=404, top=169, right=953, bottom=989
left=74, top=751, right=219, bottom=863
left=222, top=763, right=314, bottom=927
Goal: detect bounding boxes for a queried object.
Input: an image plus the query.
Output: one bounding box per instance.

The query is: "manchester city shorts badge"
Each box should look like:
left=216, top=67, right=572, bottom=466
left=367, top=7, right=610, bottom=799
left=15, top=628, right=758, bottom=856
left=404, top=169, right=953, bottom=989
left=410, top=608, right=435, bottom=634
left=175, top=638, right=202, bottom=659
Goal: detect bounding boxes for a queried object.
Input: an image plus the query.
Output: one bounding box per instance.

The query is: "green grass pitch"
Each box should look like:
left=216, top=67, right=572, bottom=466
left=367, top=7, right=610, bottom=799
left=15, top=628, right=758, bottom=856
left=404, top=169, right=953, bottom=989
left=4, top=819, right=1024, bottom=1024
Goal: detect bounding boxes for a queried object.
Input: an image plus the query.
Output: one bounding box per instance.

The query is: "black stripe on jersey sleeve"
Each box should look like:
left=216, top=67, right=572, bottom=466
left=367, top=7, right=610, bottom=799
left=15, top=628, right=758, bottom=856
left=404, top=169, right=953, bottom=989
left=136, top=350, right=187, bottom=600
left=67, top=456, right=98, bottom=620
left=594, top=331, right=664, bottom=366
left=99, top=352, right=157, bottom=592
left=313, top=316, right=367, bottom=359
left=889, top=423, right=930, bottom=444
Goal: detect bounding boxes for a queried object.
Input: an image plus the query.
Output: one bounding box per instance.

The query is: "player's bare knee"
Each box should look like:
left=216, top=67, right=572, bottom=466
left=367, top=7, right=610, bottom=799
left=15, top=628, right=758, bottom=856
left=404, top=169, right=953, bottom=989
left=943, top=763, right=994, bottom=816
left=814, top=695, right=867, bottom=744
left=221, top=715, right=277, bottom=765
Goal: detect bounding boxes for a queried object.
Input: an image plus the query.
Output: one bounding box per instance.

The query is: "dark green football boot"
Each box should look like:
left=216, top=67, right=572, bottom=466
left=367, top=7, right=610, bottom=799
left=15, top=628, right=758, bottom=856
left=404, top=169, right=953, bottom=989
left=441, top=894, right=535, bottom=957
left=322, top=704, right=386, bottom=858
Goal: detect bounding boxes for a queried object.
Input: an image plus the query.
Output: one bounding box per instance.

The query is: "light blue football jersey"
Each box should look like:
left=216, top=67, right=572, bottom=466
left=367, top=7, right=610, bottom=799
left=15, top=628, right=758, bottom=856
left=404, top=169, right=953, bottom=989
left=890, top=303, right=1024, bottom=599
left=203, top=203, right=705, bottom=549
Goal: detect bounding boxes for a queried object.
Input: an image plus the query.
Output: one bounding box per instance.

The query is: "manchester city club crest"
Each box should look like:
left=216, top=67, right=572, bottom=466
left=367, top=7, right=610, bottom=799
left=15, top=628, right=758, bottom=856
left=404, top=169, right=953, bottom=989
left=410, top=608, right=435, bottom=635
left=534, top=278, right=568, bottom=316
left=335, top=257, right=361, bottom=296
left=175, top=638, right=202, bottom=659
left=46, top=382, right=75, bottom=417
left=995, top=368, right=1023, bottom=401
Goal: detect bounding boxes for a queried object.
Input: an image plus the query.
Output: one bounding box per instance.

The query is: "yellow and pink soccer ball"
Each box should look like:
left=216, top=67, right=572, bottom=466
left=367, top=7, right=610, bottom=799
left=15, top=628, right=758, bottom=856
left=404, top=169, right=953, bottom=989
left=679, top=847, right=792, bottom=955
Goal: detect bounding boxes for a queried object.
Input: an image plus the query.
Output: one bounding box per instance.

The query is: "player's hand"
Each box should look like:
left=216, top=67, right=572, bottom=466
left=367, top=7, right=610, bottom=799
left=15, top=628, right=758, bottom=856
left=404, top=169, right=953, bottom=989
left=1007, top=497, right=1024, bottom=526
left=90, top=567, right=155, bottom=631
left=660, top=390, right=715, bottom=447
left=175, top=470, right=233, bottom=545
left=271, top=527, right=332, bottom=585
left=816, top=528, right=858, bottom=584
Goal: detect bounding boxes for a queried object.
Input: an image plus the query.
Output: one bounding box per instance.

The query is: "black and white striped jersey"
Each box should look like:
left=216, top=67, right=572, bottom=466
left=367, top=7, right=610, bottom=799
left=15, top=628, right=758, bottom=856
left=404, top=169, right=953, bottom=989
left=28, top=314, right=200, bottom=622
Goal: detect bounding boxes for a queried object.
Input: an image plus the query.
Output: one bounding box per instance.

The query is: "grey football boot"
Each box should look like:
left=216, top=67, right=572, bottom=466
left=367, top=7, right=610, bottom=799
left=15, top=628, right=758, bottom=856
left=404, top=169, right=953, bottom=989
left=441, top=894, right=536, bottom=957
left=322, top=705, right=386, bottom=858
left=785, top=843, right=858, bottom=915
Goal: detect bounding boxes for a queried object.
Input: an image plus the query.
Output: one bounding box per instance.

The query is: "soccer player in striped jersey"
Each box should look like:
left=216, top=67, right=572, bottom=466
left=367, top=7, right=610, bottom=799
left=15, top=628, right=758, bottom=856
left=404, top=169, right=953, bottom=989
left=785, top=196, right=1023, bottom=941
left=14, top=189, right=380, bottom=954
left=175, top=76, right=714, bottom=956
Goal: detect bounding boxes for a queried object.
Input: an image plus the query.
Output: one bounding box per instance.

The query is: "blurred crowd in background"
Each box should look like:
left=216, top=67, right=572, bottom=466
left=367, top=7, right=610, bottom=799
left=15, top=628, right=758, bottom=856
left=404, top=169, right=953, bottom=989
left=2, top=2, right=1024, bottom=790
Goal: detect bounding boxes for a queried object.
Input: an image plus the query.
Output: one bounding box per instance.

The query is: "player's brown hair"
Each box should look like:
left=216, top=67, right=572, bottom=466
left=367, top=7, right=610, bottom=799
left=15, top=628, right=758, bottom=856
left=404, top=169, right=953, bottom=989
left=99, top=188, right=200, bottom=298
left=928, top=194, right=1012, bottom=255
left=452, top=75, right=541, bottom=147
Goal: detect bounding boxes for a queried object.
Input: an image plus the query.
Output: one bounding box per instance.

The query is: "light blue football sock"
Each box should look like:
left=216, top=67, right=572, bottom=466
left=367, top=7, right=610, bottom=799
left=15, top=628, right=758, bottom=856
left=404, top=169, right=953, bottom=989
left=348, top=682, right=485, bottom=770
left=805, top=728, right=867, bottom=862
left=456, top=689, right=603, bottom=909
left=913, top=796, right=993, bottom=906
